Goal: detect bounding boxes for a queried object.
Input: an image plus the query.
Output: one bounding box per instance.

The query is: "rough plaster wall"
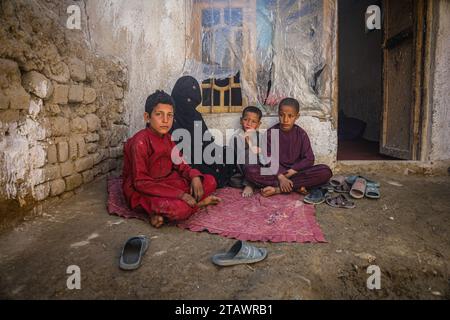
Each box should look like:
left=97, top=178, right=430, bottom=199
left=0, top=0, right=127, bottom=205
left=85, top=0, right=186, bottom=135
left=430, top=0, right=450, bottom=161
left=203, top=114, right=337, bottom=166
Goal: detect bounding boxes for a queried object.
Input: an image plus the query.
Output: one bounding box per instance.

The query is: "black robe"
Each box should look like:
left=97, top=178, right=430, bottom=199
left=170, top=76, right=236, bottom=188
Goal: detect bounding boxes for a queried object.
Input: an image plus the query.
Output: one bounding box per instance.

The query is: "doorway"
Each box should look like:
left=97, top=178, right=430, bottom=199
left=337, top=0, right=425, bottom=161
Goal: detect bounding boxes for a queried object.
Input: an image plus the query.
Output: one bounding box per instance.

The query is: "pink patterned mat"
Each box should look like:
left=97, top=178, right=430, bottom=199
left=107, top=177, right=326, bottom=243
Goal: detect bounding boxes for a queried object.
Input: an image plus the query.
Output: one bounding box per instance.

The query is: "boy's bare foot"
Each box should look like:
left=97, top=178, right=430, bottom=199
left=242, top=185, right=254, bottom=198
left=261, top=186, right=281, bottom=197
left=150, top=215, right=164, bottom=228
left=197, top=195, right=221, bottom=208
left=296, top=186, right=309, bottom=195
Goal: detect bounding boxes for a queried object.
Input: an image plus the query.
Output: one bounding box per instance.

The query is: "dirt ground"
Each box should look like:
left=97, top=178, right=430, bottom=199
left=0, top=173, right=449, bottom=300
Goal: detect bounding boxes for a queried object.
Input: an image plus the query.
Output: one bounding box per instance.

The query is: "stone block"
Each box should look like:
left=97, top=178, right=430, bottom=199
left=33, top=182, right=50, bottom=201
left=68, top=84, right=84, bottom=103
left=60, top=161, right=74, bottom=177
left=50, top=116, right=70, bottom=136
left=85, top=114, right=100, bottom=132
left=50, top=84, right=69, bottom=105
left=83, top=87, right=96, bottom=104
left=57, top=141, right=69, bottom=163
left=82, top=170, right=94, bottom=184
left=47, top=144, right=58, bottom=164
left=75, top=156, right=94, bottom=172
left=65, top=173, right=82, bottom=191
left=50, top=179, right=65, bottom=196
left=71, top=117, right=87, bottom=133
left=68, top=57, right=86, bottom=82
left=22, top=71, right=53, bottom=100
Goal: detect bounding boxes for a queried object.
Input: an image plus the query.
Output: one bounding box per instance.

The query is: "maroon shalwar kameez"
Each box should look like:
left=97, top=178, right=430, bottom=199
left=122, top=127, right=217, bottom=221
left=244, top=124, right=332, bottom=189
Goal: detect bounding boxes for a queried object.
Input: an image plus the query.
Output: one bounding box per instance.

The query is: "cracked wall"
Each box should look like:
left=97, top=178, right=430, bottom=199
left=0, top=0, right=128, bottom=207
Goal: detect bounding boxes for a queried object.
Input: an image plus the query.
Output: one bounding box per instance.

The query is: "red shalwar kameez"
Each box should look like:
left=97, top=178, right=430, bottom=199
left=122, top=127, right=217, bottom=221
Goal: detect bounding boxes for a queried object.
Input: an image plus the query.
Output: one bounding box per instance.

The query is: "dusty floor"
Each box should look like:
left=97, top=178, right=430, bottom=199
left=0, top=173, right=449, bottom=299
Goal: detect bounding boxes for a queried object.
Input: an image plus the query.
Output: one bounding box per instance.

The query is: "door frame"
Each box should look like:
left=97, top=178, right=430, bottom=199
left=333, top=0, right=436, bottom=161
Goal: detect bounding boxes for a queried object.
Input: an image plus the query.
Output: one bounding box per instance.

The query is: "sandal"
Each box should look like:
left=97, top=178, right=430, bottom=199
left=330, top=175, right=346, bottom=187
left=365, top=182, right=380, bottom=199
left=119, top=235, right=149, bottom=270
left=349, top=178, right=367, bottom=199
left=304, top=188, right=326, bottom=205
left=212, top=240, right=267, bottom=266
left=334, top=181, right=351, bottom=193
left=325, top=194, right=355, bottom=209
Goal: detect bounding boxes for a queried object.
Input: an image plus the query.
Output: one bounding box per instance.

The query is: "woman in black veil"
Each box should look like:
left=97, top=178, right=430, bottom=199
left=170, top=76, right=237, bottom=188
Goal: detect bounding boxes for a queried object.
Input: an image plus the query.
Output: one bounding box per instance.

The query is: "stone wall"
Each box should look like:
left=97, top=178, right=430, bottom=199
left=0, top=0, right=128, bottom=207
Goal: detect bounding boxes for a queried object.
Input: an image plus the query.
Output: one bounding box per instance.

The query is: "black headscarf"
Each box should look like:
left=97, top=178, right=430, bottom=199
left=170, top=76, right=236, bottom=188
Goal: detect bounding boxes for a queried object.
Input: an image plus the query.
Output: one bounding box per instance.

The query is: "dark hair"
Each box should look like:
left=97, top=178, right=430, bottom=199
left=278, top=97, right=300, bottom=113
left=144, top=90, right=175, bottom=114
left=242, top=106, right=262, bottom=121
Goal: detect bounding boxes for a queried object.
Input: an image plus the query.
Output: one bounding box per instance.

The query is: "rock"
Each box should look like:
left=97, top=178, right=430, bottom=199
left=60, top=161, right=74, bottom=177
left=85, top=114, right=100, bottom=132
left=45, top=61, right=70, bottom=83
left=30, top=145, right=46, bottom=168
left=28, top=97, right=43, bottom=117
left=68, top=57, right=86, bottom=82
left=86, top=143, right=97, bottom=154
left=57, top=141, right=69, bottom=163
left=33, top=182, right=50, bottom=201
left=0, top=92, right=8, bottom=109
left=82, top=170, right=94, bottom=184
left=65, top=173, right=82, bottom=191
left=114, top=85, right=124, bottom=99
left=83, top=87, right=96, bottom=104
left=50, top=84, right=69, bottom=105
left=68, top=137, right=78, bottom=160
left=8, top=86, right=30, bottom=110
left=85, top=133, right=99, bottom=143
left=0, top=59, right=21, bottom=85
left=50, top=116, right=70, bottom=136
left=354, top=252, right=376, bottom=264
left=75, top=156, right=94, bottom=173
left=71, top=117, right=87, bottom=133
left=47, top=144, right=58, bottom=164
left=50, top=179, right=65, bottom=196
left=76, top=136, right=87, bottom=158
left=22, top=71, right=53, bottom=99
left=68, top=84, right=84, bottom=103
left=43, top=165, right=60, bottom=182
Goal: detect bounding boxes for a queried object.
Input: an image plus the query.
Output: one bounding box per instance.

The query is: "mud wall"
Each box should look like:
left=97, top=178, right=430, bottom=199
left=430, top=0, right=450, bottom=162
left=0, top=0, right=128, bottom=206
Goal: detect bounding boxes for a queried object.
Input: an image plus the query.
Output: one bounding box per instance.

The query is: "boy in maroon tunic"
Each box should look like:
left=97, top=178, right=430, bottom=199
left=122, top=90, right=220, bottom=228
left=245, top=97, right=332, bottom=197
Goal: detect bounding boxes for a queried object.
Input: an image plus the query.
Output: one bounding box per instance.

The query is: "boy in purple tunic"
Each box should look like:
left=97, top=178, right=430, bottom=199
left=244, top=97, right=332, bottom=197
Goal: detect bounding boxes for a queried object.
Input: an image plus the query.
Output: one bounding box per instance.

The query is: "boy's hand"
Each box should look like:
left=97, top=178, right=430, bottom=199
left=190, top=177, right=204, bottom=202
left=278, top=174, right=293, bottom=193
left=181, top=193, right=197, bottom=207
left=284, top=169, right=298, bottom=178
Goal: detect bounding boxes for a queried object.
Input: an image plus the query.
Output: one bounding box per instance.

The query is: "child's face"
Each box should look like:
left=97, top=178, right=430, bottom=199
left=240, top=112, right=261, bottom=132
left=278, top=104, right=299, bottom=132
left=144, top=103, right=174, bottom=136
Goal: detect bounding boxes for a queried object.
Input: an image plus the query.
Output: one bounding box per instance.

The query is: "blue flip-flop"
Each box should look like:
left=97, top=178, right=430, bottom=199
left=304, top=188, right=326, bottom=205
left=365, top=182, right=381, bottom=199
left=119, top=235, right=149, bottom=270
left=212, top=240, right=267, bottom=267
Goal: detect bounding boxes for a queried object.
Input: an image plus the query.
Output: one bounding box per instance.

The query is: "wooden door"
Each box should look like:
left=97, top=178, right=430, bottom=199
left=381, top=0, right=424, bottom=159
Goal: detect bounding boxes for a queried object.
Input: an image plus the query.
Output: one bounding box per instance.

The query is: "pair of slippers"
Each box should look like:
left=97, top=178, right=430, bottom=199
left=119, top=236, right=267, bottom=270
left=330, top=175, right=380, bottom=199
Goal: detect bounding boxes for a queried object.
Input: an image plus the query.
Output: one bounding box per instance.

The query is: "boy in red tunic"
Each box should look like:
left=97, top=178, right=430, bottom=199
left=122, top=90, right=220, bottom=228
